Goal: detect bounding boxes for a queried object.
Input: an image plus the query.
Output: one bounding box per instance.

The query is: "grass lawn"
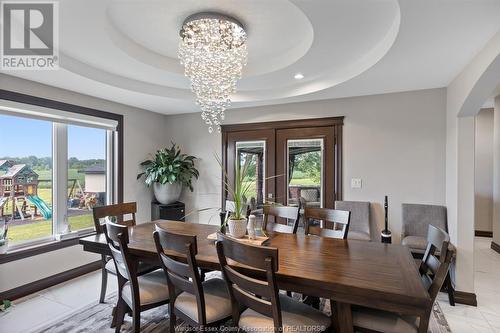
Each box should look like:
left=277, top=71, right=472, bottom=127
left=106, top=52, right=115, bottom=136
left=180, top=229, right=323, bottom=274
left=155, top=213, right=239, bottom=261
left=8, top=213, right=94, bottom=243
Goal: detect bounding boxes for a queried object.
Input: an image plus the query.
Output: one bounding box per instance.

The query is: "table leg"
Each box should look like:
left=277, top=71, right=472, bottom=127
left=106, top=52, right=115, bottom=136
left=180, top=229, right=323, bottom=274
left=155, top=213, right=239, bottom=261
left=335, top=302, right=354, bottom=333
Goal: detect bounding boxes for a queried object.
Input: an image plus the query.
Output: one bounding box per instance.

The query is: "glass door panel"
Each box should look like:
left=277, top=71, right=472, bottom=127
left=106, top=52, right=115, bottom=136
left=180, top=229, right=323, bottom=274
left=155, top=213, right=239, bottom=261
left=276, top=127, right=335, bottom=209
left=287, top=139, right=324, bottom=208
left=236, top=141, right=265, bottom=208
left=225, top=129, right=275, bottom=213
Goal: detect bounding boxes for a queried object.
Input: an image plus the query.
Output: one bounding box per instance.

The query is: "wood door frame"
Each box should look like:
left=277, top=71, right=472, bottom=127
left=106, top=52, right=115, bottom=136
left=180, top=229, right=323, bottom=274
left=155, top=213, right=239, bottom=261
left=222, top=117, right=344, bottom=207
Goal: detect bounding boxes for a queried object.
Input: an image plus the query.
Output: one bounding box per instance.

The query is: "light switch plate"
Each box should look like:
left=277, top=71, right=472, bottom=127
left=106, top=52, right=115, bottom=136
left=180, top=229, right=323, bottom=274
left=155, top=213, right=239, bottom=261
left=351, top=178, right=362, bottom=189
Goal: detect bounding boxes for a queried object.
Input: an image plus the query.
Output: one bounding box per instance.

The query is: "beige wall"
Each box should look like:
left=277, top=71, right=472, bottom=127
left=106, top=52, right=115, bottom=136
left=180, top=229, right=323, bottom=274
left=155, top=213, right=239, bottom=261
left=0, top=74, right=169, bottom=292
left=165, top=88, right=447, bottom=243
left=475, top=108, right=494, bottom=233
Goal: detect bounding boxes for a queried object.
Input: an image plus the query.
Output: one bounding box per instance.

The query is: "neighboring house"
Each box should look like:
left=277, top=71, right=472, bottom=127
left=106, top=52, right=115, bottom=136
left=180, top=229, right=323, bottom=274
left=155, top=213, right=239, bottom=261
left=81, top=165, right=106, bottom=193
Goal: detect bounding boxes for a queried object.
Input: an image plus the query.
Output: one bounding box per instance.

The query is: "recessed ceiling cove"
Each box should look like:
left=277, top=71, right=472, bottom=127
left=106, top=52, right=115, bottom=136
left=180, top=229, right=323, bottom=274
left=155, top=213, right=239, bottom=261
left=52, top=0, right=400, bottom=106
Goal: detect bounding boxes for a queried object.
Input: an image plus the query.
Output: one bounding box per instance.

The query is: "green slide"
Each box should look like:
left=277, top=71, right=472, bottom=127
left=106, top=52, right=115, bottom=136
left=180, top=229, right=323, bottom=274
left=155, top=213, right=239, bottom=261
left=26, top=195, right=52, bottom=220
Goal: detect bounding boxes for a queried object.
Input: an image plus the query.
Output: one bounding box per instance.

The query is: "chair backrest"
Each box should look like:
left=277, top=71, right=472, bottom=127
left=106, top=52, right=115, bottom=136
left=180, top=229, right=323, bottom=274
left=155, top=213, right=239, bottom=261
left=402, top=203, right=447, bottom=238
left=153, top=226, right=206, bottom=324
left=216, top=233, right=282, bottom=331
left=103, top=221, right=140, bottom=304
left=304, top=207, right=350, bottom=239
left=419, top=225, right=454, bottom=303
left=334, top=201, right=370, bottom=236
left=262, top=204, right=301, bottom=234
left=93, top=202, right=137, bottom=234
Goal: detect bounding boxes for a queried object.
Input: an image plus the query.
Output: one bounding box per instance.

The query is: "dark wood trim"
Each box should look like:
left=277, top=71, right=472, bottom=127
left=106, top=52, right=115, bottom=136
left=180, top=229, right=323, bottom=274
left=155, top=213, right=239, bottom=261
left=221, top=116, right=344, bottom=132
left=475, top=230, right=493, bottom=238
left=491, top=241, right=500, bottom=254
left=0, top=89, right=122, bottom=122
left=0, top=260, right=101, bottom=301
left=454, top=291, right=477, bottom=307
left=0, top=89, right=124, bottom=203
left=0, top=236, right=96, bottom=264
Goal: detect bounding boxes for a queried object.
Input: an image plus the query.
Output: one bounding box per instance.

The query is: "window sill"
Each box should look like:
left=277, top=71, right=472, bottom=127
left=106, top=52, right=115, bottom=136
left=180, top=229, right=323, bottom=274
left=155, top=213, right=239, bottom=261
left=0, top=232, right=96, bottom=264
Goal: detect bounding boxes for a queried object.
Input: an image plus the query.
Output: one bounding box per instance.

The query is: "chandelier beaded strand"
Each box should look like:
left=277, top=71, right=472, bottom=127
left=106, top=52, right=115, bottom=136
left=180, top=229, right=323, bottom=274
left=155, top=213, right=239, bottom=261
left=179, top=13, right=248, bottom=133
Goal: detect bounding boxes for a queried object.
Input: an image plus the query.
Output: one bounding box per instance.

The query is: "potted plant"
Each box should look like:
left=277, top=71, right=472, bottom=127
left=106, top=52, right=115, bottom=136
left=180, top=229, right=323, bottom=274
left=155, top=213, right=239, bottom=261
left=0, top=219, right=8, bottom=255
left=218, top=155, right=252, bottom=238
left=137, top=143, right=199, bottom=205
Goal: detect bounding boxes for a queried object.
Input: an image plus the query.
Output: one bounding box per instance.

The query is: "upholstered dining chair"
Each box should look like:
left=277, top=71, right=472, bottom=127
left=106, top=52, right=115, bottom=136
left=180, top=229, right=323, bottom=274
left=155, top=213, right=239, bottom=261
left=93, top=202, right=138, bottom=303
left=352, top=225, right=455, bottom=333
left=153, top=226, right=232, bottom=332
left=334, top=201, right=371, bottom=241
left=262, top=204, right=301, bottom=234
left=104, top=221, right=170, bottom=333
left=401, top=203, right=454, bottom=305
left=401, top=204, right=448, bottom=254
left=216, top=233, right=332, bottom=333
left=304, top=207, right=351, bottom=239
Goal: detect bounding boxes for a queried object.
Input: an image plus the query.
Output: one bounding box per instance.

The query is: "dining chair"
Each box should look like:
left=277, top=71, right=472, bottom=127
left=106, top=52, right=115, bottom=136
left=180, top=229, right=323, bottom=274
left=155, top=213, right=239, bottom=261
left=400, top=203, right=455, bottom=305
left=352, top=225, right=455, bottom=333
left=262, top=204, right=301, bottom=234
left=401, top=204, right=448, bottom=254
left=93, top=202, right=138, bottom=303
left=216, top=233, right=332, bottom=333
left=304, top=207, right=351, bottom=239
left=104, top=221, right=170, bottom=333
left=153, top=226, right=232, bottom=332
left=334, top=201, right=371, bottom=241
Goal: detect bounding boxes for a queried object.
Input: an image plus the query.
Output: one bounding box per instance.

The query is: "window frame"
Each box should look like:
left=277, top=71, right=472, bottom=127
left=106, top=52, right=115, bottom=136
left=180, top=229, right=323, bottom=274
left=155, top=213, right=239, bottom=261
left=0, top=89, right=123, bottom=263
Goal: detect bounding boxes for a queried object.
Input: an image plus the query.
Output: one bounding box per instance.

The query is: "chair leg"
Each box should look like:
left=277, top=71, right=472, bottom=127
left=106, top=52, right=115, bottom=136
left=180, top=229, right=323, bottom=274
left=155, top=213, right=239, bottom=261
left=169, top=304, right=177, bottom=333
left=99, top=266, right=108, bottom=304
left=445, top=272, right=455, bottom=306
left=132, top=306, right=141, bottom=333
left=418, top=310, right=431, bottom=333
left=114, top=299, right=126, bottom=333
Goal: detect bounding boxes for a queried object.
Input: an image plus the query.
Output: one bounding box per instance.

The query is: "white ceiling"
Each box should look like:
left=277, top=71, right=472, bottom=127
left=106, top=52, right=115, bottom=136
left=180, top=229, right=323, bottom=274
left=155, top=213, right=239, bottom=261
left=3, top=0, right=500, bottom=115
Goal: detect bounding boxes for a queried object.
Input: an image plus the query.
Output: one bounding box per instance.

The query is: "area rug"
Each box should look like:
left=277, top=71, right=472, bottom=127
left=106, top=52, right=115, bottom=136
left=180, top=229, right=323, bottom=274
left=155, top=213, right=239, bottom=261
left=36, top=275, right=452, bottom=333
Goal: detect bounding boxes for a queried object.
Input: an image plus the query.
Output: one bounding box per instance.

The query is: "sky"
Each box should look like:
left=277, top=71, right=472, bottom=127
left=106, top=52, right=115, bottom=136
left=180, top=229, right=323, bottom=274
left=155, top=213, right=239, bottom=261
left=0, top=114, right=106, bottom=160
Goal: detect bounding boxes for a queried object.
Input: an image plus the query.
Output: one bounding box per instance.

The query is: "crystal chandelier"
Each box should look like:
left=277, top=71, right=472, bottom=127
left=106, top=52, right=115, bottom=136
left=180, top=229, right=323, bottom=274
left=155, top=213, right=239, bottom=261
left=179, top=13, right=247, bottom=133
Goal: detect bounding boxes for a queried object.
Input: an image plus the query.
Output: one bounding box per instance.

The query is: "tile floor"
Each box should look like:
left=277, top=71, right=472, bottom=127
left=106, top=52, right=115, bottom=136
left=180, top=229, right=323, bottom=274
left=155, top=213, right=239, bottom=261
left=0, top=237, right=498, bottom=333
left=437, top=237, right=500, bottom=333
left=0, top=269, right=118, bottom=333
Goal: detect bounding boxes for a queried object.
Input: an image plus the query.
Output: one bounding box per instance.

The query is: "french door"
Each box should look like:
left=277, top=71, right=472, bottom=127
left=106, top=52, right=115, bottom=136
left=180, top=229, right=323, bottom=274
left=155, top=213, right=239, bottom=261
left=222, top=118, right=343, bottom=209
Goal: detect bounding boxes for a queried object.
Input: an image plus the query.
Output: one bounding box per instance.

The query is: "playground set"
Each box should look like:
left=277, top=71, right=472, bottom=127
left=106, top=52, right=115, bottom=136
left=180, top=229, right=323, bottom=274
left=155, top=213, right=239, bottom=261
left=0, top=160, right=52, bottom=221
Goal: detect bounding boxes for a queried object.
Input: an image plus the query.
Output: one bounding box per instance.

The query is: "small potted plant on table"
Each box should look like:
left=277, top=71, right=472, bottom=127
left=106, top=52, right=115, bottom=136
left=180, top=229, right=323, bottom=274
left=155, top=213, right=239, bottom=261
left=220, top=155, right=252, bottom=238
left=138, top=143, right=199, bottom=205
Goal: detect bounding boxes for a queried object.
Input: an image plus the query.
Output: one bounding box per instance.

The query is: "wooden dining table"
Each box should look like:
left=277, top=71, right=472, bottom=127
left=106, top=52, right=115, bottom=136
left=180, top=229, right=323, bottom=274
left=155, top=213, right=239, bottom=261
left=80, top=220, right=431, bottom=333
